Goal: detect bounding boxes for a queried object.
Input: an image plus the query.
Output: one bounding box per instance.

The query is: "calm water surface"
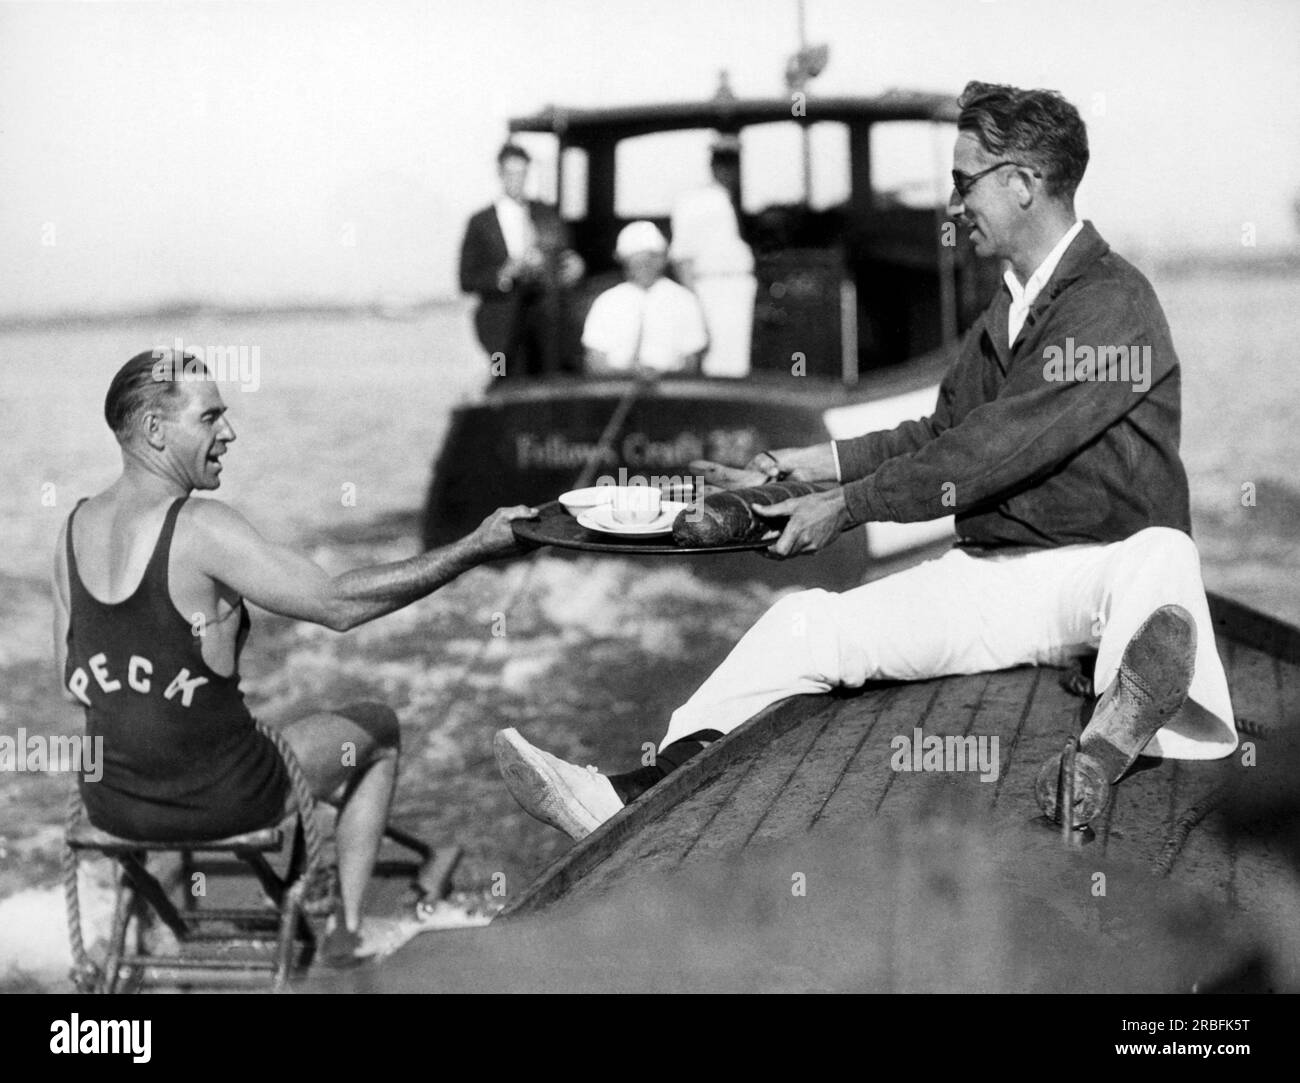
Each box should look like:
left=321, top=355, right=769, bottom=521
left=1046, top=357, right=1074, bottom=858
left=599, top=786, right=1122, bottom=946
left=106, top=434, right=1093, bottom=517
left=2, top=270, right=1297, bottom=988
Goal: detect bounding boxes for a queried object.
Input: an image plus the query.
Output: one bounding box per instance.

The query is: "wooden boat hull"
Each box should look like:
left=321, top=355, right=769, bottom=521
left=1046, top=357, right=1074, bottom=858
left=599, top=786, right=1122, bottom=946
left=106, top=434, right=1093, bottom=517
left=311, top=591, right=1298, bottom=993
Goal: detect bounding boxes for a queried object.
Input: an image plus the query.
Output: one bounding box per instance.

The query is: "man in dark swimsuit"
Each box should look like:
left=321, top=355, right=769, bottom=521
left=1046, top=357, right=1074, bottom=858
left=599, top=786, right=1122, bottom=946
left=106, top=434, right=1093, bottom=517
left=53, top=348, right=536, bottom=963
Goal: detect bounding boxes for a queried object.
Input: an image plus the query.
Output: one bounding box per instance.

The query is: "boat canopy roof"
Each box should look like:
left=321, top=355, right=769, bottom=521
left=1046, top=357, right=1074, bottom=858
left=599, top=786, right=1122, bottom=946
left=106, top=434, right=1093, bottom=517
left=509, top=90, right=959, bottom=144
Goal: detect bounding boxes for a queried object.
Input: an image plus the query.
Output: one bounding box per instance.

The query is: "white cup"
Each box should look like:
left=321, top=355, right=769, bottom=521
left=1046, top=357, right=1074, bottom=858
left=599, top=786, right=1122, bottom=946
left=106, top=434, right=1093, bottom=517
left=611, top=486, right=661, bottom=525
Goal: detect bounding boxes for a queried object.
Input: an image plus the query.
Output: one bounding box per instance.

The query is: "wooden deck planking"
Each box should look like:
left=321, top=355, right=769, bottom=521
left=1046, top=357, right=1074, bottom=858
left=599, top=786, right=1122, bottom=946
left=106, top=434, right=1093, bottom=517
left=676, top=700, right=839, bottom=863
left=1232, top=836, right=1299, bottom=926
left=1104, top=759, right=1192, bottom=868
left=744, top=687, right=897, bottom=844
left=1209, top=594, right=1300, bottom=665
left=505, top=597, right=1298, bottom=928
left=810, top=681, right=947, bottom=829
left=990, top=668, right=1081, bottom=833
left=1226, top=639, right=1283, bottom=736
left=873, top=671, right=994, bottom=821
left=986, top=667, right=1060, bottom=811
left=564, top=751, right=764, bottom=902
left=1162, top=805, right=1234, bottom=907
left=1274, top=656, right=1300, bottom=730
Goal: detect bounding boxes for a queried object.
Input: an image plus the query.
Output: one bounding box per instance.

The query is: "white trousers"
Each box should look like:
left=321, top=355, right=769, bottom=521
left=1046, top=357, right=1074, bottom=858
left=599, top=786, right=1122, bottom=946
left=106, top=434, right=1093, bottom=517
left=695, top=275, right=757, bottom=378
left=663, top=527, right=1237, bottom=760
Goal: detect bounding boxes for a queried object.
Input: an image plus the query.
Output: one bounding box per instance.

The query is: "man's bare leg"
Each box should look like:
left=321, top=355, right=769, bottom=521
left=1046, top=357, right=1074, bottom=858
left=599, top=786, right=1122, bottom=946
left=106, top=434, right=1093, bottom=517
left=279, top=703, right=400, bottom=936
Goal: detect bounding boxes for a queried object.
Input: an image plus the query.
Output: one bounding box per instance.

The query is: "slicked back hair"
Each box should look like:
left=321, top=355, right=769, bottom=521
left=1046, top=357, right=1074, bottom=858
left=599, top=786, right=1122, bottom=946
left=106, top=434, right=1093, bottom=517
left=104, top=349, right=209, bottom=442
left=956, top=81, right=1089, bottom=199
left=497, top=142, right=531, bottom=167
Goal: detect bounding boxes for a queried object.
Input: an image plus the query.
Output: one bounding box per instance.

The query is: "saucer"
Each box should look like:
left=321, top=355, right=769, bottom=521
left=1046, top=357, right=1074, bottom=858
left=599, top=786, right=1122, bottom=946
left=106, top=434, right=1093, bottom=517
left=576, top=501, right=688, bottom=537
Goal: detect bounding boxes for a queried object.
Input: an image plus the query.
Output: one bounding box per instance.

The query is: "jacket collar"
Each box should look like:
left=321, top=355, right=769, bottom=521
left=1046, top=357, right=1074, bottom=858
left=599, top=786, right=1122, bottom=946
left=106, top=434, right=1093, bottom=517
left=982, top=221, right=1110, bottom=369
left=1014, top=220, right=1110, bottom=345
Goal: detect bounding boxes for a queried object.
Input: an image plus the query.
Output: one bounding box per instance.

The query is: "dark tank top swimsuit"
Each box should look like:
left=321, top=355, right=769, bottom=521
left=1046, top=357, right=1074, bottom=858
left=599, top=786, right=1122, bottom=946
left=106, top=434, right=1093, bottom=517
left=64, top=496, right=290, bottom=840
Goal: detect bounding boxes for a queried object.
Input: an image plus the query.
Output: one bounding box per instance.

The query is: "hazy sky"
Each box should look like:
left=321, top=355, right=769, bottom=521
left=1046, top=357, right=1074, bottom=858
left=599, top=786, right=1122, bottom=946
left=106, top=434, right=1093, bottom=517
left=2, top=0, right=1297, bottom=317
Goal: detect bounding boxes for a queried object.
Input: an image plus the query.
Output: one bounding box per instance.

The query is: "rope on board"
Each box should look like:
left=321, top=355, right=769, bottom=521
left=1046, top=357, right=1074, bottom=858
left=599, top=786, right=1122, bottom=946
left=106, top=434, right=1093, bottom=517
left=1150, top=782, right=1230, bottom=878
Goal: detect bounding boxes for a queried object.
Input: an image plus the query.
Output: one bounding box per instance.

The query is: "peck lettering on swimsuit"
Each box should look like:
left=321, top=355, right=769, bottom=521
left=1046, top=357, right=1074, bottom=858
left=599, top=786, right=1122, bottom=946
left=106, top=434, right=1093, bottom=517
left=67, top=652, right=209, bottom=708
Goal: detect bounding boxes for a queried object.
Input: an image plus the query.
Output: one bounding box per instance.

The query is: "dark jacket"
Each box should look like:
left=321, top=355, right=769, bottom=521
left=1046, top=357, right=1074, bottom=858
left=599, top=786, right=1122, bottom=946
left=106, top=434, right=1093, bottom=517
left=836, top=222, right=1191, bottom=548
left=458, top=200, right=572, bottom=374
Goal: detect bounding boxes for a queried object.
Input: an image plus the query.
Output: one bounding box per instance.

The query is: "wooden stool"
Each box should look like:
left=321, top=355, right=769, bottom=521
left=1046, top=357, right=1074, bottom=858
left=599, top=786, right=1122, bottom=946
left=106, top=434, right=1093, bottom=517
left=64, top=818, right=322, bottom=992
left=63, top=723, right=324, bottom=993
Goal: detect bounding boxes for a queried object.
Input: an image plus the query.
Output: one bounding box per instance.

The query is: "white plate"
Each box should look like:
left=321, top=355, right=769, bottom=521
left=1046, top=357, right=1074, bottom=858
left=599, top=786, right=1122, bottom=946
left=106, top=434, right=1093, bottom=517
left=576, top=501, right=689, bottom=537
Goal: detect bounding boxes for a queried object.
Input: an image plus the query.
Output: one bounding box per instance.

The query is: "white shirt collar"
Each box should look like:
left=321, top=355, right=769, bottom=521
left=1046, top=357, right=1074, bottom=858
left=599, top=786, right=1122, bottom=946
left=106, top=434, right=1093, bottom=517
left=1005, top=220, right=1083, bottom=342
left=1005, top=220, right=1084, bottom=304
left=494, top=197, right=533, bottom=259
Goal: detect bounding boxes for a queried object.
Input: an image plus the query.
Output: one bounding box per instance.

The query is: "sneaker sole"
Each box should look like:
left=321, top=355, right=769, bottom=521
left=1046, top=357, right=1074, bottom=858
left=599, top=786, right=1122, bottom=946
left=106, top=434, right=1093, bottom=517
left=1034, top=604, right=1197, bottom=826
left=494, top=729, right=600, bottom=841
left=1085, top=604, right=1197, bottom=778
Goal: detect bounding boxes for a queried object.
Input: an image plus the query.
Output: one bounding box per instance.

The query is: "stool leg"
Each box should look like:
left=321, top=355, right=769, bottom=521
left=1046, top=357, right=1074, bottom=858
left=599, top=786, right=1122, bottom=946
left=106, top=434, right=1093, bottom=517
left=382, top=822, right=432, bottom=862
left=286, top=818, right=318, bottom=946
left=180, top=850, right=197, bottom=913
left=274, top=883, right=309, bottom=990
left=100, top=868, right=135, bottom=995
left=119, top=853, right=190, bottom=940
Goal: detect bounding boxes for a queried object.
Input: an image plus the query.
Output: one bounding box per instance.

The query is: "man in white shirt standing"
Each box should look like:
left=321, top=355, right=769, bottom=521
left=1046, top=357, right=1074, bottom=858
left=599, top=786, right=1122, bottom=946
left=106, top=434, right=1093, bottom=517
left=582, top=221, right=708, bottom=377
left=669, top=137, right=757, bottom=378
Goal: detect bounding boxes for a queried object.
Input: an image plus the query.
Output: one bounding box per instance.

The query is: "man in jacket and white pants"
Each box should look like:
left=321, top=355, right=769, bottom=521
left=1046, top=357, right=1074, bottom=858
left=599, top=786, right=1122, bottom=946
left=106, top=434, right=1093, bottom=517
left=496, top=82, right=1237, bottom=840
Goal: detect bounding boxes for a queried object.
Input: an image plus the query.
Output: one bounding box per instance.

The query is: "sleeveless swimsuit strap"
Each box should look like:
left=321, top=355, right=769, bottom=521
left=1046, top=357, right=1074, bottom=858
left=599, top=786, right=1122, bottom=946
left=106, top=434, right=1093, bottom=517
left=65, top=496, right=189, bottom=608
left=64, top=498, right=89, bottom=597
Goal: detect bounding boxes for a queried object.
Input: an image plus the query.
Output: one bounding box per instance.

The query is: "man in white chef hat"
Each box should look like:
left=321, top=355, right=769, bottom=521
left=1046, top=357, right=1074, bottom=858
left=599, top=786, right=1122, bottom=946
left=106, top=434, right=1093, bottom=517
left=582, top=221, right=709, bottom=378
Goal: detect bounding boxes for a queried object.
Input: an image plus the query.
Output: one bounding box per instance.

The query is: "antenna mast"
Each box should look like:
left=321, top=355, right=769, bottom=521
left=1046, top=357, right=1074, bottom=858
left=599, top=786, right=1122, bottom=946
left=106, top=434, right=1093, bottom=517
left=785, top=0, right=829, bottom=203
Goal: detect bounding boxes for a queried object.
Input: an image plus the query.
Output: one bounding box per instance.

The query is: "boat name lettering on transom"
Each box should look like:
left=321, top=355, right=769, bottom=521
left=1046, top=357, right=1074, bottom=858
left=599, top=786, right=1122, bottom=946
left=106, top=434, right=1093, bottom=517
left=514, top=429, right=761, bottom=470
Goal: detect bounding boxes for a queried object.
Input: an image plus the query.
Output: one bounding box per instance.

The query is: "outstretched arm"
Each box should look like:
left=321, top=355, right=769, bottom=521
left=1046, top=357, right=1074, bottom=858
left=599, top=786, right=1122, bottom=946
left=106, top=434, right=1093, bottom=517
left=188, top=501, right=537, bottom=633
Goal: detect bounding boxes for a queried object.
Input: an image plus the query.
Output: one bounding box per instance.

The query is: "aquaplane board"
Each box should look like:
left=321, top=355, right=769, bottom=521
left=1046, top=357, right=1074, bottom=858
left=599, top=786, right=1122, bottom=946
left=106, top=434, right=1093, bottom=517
left=512, top=501, right=774, bottom=555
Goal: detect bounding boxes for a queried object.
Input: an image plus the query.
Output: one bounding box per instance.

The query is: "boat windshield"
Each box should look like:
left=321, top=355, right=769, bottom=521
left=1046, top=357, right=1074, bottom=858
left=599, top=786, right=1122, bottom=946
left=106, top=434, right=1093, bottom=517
left=494, top=109, right=992, bottom=381
left=872, top=121, right=957, bottom=209
left=610, top=122, right=853, bottom=218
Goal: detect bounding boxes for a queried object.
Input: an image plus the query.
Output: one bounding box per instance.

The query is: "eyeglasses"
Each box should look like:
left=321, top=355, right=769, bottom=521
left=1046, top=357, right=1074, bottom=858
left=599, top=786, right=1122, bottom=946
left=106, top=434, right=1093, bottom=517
left=950, top=161, right=1041, bottom=198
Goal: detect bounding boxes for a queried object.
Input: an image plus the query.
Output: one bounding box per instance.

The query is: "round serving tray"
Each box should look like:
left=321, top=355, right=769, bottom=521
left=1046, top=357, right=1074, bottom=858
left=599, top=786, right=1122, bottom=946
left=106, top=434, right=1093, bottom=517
left=511, top=501, right=773, bottom=555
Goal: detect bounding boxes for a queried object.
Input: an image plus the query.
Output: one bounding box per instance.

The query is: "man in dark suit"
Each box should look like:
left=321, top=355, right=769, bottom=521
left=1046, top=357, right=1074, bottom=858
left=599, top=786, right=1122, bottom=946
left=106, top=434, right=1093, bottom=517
left=458, top=143, right=584, bottom=379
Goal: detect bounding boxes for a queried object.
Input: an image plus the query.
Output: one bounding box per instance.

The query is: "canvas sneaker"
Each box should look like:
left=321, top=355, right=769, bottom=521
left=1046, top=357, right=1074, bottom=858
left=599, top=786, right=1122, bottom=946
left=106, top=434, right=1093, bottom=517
left=494, top=728, right=624, bottom=841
